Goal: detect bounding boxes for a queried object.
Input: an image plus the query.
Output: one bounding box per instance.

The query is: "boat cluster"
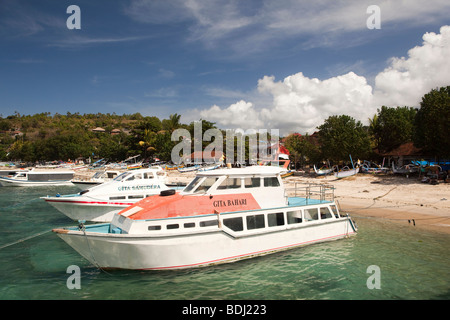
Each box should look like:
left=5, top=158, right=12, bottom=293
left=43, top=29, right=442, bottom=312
left=1, top=162, right=359, bottom=270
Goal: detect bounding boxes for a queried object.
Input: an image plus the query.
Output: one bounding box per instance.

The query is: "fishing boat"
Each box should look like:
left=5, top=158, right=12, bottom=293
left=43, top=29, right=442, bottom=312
left=391, top=162, right=419, bottom=175
left=313, top=165, right=334, bottom=176
left=42, top=167, right=171, bottom=222
left=334, top=155, right=359, bottom=179
left=198, top=163, right=221, bottom=172
left=360, top=160, right=388, bottom=174
left=177, top=165, right=200, bottom=173
left=53, top=166, right=357, bottom=270
left=0, top=168, right=74, bottom=187
left=70, top=170, right=123, bottom=190
left=334, top=166, right=359, bottom=179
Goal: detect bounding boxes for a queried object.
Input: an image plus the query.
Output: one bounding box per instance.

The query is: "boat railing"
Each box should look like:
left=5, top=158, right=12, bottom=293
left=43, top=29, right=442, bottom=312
left=284, top=182, right=335, bottom=204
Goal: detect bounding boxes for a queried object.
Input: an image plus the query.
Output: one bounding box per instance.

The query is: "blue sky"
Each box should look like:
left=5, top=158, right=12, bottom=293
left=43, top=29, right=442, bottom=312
left=1, top=0, right=450, bottom=134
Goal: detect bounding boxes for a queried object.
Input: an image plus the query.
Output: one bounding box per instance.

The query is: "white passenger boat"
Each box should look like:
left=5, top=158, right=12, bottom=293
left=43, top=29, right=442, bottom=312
left=70, top=170, right=123, bottom=190
left=0, top=169, right=74, bottom=187
left=42, top=167, right=170, bottom=222
left=53, top=166, right=358, bottom=270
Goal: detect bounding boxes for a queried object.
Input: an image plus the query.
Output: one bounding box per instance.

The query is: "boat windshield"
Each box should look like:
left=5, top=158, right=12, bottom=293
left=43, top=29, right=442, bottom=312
left=183, top=176, right=218, bottom=194
left=113, top=171, right=133, bottom=182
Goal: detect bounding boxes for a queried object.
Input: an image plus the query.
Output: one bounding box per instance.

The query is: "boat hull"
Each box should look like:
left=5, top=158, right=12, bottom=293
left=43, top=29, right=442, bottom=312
left=54, top=218, right=356, bottom=270
left=43, top=196, right=133, bottom=222
left=0, top=177, right=73, bottom=187
left=334, top=167, right=359, bottom=179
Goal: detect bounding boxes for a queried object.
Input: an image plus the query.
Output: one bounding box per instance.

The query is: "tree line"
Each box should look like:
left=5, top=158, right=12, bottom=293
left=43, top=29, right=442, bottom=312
left=0, top=86, right=448, bottom=164
left=284, top=86, right=450, bottom=165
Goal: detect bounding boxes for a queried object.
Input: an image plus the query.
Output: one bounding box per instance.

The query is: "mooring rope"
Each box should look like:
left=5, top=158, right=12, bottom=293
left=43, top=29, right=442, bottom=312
left=0, top=197, right=41, bottom=211
left=0, top=229, right=52, bottom=250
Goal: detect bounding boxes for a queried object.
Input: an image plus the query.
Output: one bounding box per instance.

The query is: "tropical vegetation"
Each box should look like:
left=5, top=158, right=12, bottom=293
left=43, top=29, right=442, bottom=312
left=0, top=87, right=448, bottom=165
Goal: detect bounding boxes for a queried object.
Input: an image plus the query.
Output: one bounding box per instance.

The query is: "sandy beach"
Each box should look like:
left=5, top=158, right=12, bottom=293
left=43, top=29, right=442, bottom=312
left=283, top=173, right=450, bottom=235
left=165, top=170, right=450, bottom=235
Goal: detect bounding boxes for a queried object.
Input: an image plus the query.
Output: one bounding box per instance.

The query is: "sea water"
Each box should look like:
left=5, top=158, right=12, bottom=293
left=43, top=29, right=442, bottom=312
left=0, top=185, right=449, bottom=300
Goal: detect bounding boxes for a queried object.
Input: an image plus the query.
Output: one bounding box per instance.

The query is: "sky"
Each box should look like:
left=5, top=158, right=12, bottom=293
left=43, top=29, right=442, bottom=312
left=1, top=0, right=450, bottom=135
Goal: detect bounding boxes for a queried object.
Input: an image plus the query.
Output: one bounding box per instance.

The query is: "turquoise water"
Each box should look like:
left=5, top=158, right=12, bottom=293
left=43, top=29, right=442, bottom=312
left=0, top=185, right=449, bottom=300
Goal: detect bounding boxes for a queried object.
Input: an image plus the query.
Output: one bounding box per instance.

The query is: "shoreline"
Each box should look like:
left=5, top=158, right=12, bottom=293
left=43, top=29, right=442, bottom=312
left=283, top=173, right=450, bottom=235
left=166, top=169, right=450, bottom=234
left=2, top=166, right=449, bottom=234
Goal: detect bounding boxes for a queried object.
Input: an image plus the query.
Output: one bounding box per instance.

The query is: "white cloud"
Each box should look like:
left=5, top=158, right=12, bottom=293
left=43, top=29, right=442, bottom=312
left=373, top=25, right=450, bottom=107
left=199, top=100, right=264, bottom=128
left=193, top=26, right=450, bottom=135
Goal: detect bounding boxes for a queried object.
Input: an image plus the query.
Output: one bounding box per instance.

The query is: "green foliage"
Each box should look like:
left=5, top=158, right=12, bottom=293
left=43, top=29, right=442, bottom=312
left=414, top=86, right=450, bottom=158
left=317, top=115, right=371, bottom=161
left=371, top=106, right=416, bottom=153
left=284, top=133, right=321, bottom=165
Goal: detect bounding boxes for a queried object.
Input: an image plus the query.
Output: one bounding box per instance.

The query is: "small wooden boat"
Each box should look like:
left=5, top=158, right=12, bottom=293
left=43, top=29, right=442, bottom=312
left=313, top=165, right=334, bottom=176
left=334, top=166, right=359, bottom=179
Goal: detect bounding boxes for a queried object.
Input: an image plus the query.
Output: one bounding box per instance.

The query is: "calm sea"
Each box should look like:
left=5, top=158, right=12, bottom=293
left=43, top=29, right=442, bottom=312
left=0, top=185, right=449, bottom=301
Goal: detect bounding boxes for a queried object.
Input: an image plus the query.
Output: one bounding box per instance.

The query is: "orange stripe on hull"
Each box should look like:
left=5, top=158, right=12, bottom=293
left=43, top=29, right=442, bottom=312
left=122, top=193, right=261, bottom=220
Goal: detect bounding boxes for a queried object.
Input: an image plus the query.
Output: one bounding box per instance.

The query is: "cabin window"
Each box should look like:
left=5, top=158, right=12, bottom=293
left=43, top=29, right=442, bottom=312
left=184, top=222, right=195, bottom=228
left=320, top=207, right=333, bottom=219
left=223, top=217, right=243, bottom=231
left=167, top=224, right=179, bottom=230
left=156, top=171, right=165, bottom=177
left=148, top=225, right=161, bottom=231
left=268, top=212, right=284, bottom=227
left=194, top=177, right=218, bottom=193
left=218, top=177, right=242, bottom=190
left=184, top=177, right=201, bottom=192
left=133, top=173, right=142, bottom=180
left=246, top=214, right=265, bottom=230
left=329, top=205, right=339, bottom=218
left=143, top=173, right=154, bottom=179
left=128, top=195, right=144, bottom=199
left=200, top=220, right=218, bottom=227
left=114, top=171, right=132, bottom=181
left=244, top=177, right=261, bottom=188
left=287, top=210, right=303, bottom=224
left=109, top=196, right=126, bottom=200
left=264, top=177, right=280, bottom=187
left=305, top=208, right=319, bottom=221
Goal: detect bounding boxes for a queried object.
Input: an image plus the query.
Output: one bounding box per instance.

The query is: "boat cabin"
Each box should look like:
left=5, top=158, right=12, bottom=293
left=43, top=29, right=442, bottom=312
left=111, top=166, right=342, bottom=236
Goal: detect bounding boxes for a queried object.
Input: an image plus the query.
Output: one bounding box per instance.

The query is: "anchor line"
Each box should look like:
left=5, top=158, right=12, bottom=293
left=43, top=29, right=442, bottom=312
left=0, top=229, right=51, bottom=250
left=81, top=225, right=111, bottom=275
left=0, top=197, right=41, bottom=211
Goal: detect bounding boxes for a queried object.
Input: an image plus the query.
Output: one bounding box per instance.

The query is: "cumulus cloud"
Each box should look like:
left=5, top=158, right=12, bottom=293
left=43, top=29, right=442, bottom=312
left=195, top=26, right=450, bottom=135
left=373, top=25, right=450, bottom=107
left=199, top=100, right=264, bottom=128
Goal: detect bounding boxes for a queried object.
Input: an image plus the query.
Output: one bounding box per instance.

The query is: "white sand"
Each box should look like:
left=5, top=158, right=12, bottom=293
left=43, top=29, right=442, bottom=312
left=166, top=170, right=450, bottom=234
left=283, top=173, right=450, bottom=234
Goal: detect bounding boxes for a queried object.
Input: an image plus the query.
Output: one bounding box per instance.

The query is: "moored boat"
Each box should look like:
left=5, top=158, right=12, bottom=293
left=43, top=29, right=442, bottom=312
left=70, top=170, right=123, bottom=190
left=334, top=166, right=359, bottom=179
left=53, top=166, right=357, bottom=270
left=42, top=167, right=171, bottom=222
left=0, top=168, right=74, bottom=187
